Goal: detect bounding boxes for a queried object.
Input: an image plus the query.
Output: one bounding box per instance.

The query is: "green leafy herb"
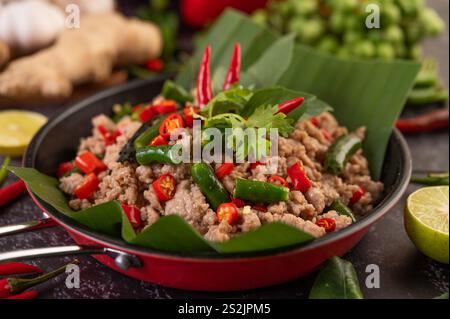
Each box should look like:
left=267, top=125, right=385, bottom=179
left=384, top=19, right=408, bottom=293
left=309, top=256, right=364, bottom=299
left=247, top=104, right=294, bottom=136
left=202, top=85, right=254, bottom=117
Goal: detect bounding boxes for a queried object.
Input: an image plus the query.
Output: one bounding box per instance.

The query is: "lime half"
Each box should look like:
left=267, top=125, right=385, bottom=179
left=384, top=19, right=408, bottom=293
left=0, top=110, right=47, bottom=157
left=405, top=186, right=449, bottom=264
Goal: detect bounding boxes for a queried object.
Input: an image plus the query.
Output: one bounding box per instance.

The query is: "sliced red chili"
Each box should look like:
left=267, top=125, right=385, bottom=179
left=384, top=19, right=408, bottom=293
left=74, top=173, right=99, bottom=199
left=183, top=105, right=200, bottom=128
left=310, top=117, right=320, bottom=127
left=231, top=198, right=245, bottom=208
left=121, top=204, right=142, bottom=229
left=249, top=161, right=264, bottom=170
left=350, top=186, right=366, bottom=205
left=57, top=162, right=74, bottom=177
left=150, top=135, right=169, bottom=146
left=252, top=204, right=268, bottom=212
left=316, top=218, right=336, bottom=232
left=321, top=128, right=332, bottom=141
left=97, top=125, right=121, bottom=146
left=152, top=173, right=176, bottom=202
left=159, top=113, right=185, bottom=139
left=75, top=152, right=107, bottom=174
left=268, top=175, right=290, bottom=188
left=217, top=202, right=239, bottom=225
left=153, top=100, right=177, bottom=114
left=145, top=58, right=164, bottom=72
left=287, top=162, right=312, bottom=193
left=139, top=105, right=157, bottom=123
left=215, top=163, right=234, bottom=179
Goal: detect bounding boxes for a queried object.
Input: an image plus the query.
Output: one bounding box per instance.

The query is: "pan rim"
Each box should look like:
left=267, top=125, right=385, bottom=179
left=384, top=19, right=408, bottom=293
left=23, top=76, right=412, bottom=261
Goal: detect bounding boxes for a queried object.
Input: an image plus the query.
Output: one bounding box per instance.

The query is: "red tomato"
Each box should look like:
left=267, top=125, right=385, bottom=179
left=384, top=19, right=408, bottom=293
left=287, top=162, right=312, bottom=193
left=74, top=173, right=99, bottom=199
left=145, top=59, right=164, bottom=72
left=159, top=113, right=185, bottom=139
left=350, top=186, right=366, bottom=205
left=121, top=204, right=142, bottom=229
left=252, top=204, right=268, bottom=212
left=268, top=175, right=290, bottom=188
left=140, top=105, right=157, bottom=123
left=57, top=162, right=73, bottom=177
left=152, top=174, right=176, bottom=201
left=150, top=135, right=169, bottom=146
left=217, top=202, right=239, bottom=225
left=183, top=106, right=200, bottom=128
left=154, top=100, right=177, bottom=114
left=215, top=163, right=234, bottom=179
left=315, top=218, right=336, bottom=233
left=75, top=152, right=107, bottom=174
left=231, top=198, right=245, bottom=208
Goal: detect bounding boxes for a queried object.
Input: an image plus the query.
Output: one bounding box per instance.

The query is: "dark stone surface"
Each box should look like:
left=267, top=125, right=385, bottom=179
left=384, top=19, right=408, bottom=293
left=0, top=0, right=448, bottom=299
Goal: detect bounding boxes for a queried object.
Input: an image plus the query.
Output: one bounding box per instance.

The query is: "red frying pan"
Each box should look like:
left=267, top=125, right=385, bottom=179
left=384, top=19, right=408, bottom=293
left=0, top=77, right=412, bottom=291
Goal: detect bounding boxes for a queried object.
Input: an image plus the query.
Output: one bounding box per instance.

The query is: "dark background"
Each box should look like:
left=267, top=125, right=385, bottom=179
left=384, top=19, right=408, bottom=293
left=0, top=0, right=448, bottom=299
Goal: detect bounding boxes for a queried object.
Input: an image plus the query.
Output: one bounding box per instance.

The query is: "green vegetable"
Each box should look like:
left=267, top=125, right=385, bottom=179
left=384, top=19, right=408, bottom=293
left=414, top=58, right=439, bottom=88
left=191, top=163, right=230, bottom=210
left=162, top=80, right=194, bottom=104
left=434, top=292, right=449, bottom=299
left=407, top=86, right=448, bottom=105
left=309, top=256, right=364, bottom=299
left=136, top=145, right=181, bottom=165
left=325, top=134, right=362, bottom=175
left=63, top=166, right=82, bottom=177
left=234, top=178, right=289, bottom=204
left=329, top=199, right=356, bottom=222
left=134, top=115, right=168, bottom=149
left=411, top=172, right=449, bottom=186
left=112, top=103, right=133, bottom=123
left=0, top=156, right=11, bottom=187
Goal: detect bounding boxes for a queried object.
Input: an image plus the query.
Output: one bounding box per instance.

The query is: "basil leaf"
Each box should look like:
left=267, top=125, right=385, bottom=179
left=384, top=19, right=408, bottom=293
left=309, top=256, right=364, bottom=299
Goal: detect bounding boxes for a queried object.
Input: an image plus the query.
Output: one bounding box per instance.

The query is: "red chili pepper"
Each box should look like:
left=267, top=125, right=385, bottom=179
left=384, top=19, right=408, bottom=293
left=350, top=186, right=365, bottom=205
left=215, top=163, right=234, bottom=179
left=231, top=198, right=245, bottom=208
left=74, top=173, right=99, bottom=199
left=150, top=135, right=169, bottom=146
left=57, top=162, right=74, bottom=177
left=97, top=125, right=121, bottom=146
left=223, top=43, right=241, bottom=91
left=321, top=128, right=332, bottom=141
left=277, top=97, right=305, bottom=114
left=217, top=202, right=239, bottom=225
left=6, top=290, right=39, bottom=300
left=159, top=113, right=185, bottom=139
left=0, top=180, right=26, bottom=207
left=0, top=262, right=72, bottom=299
left=196, top=46, right=213, bottom=109
left=316, top=218, right=336, bottom=232
left=249, top=161, right=264, bottom=170
left=395, top=108, right=449, bottom=134
left=252, top=204, right=268, bottom=212
left=152, top=174, right=176, bottom=202
left=145, top=58, right=164, bottom=72
left=183, top=106, right=200, bottom=128
left=310, top=117, right=320, bottom=127
left=121, top=204, right=142, bottom=229
left=139, top=105, right=157, bottom=123
left=74, top=152, right=107, bottom=174
left=153, top=100, right=177, bottom=115
left=0, top=263, right=43, bottom=276
left=287, top=162, right=312, bottom=193
left=268, top=175, right=290, bottom=188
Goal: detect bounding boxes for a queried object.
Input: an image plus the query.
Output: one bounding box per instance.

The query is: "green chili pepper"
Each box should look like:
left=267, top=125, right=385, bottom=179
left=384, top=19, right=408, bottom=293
left=325, top=134, right=362, bottom=175
left=411, top=172, right=449, bottom=186
left=0, top=156, right=11, bottom=187
left=234, top=178, right=289, bottom=204
left=191, top=163, right=230, bottom=210
left=134, top=115, right=168, bottom=149
left=162, top=80, right=194, bottom=104
left=329, top=199, right=356, bottom=222
left=136, top=145, right=181, bottom=165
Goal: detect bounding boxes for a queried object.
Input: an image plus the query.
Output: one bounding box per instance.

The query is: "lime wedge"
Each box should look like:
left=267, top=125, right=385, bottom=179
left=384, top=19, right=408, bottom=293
left=0, top=110, right=47, bottom=157
left=405, top=186, right=449, bottom=264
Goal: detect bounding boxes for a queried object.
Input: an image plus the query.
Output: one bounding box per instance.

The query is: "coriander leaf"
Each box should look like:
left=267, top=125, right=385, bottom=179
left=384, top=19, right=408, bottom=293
left=203, top=86, right=254, bottom=117
left=247, top=104, right=294, bottom=136
left=204, top=113, right=246, bottom=129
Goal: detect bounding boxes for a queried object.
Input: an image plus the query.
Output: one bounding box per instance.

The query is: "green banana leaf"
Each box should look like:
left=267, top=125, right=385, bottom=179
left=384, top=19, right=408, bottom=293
left=9, top=166, right=314, bottom=254
left=176, top=9, right=420, bottom=179
left=309, top=256, right=364, bottom=299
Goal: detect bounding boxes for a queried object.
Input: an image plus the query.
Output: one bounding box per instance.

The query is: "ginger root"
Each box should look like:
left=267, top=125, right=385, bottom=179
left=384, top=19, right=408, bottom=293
left=0, top=12, right=162, bottom=99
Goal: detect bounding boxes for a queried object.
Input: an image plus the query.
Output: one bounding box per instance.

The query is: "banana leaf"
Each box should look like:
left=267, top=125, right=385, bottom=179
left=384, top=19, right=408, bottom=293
left=176, top=9, right=420, bottom=179
left=9, top=166, right=314, bottom=254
